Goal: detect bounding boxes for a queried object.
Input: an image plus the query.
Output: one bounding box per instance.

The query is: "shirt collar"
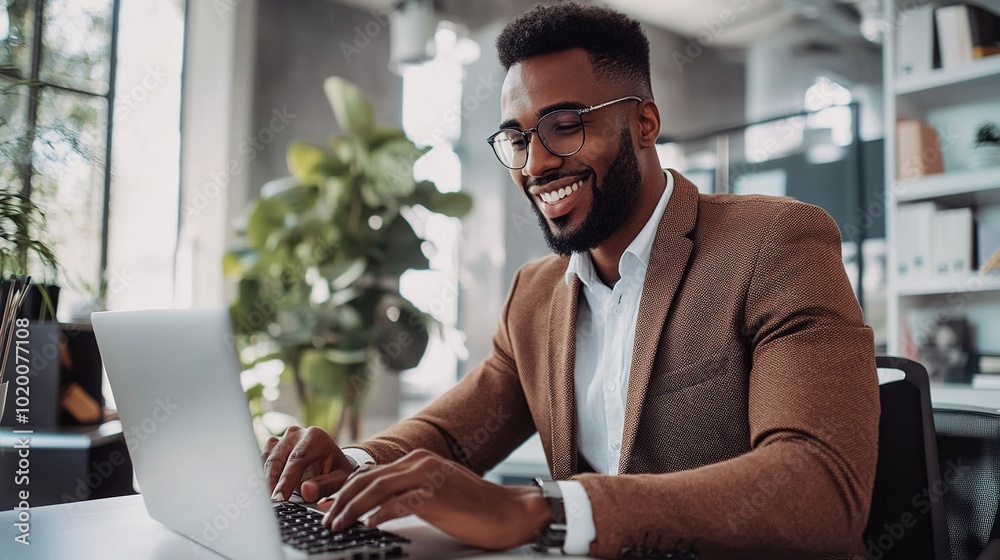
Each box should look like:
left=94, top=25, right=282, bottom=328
left=564, top=170, right=675, bottom=288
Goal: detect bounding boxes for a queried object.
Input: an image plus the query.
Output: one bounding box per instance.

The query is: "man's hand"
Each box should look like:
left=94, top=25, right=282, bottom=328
left=318, top=449, right=550, bottom=550
left=262, top=425, right=357, bottom=502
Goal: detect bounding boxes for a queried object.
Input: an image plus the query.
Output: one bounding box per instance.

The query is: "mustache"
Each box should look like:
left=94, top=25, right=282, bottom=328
left=525, top=170, right=592, bottom=190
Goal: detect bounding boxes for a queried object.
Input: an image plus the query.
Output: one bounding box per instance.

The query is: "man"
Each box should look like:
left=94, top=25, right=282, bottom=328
left=263, top=3, right=880, bottom=558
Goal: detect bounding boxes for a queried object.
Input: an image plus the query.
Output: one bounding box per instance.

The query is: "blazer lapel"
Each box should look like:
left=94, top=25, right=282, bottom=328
left=547, top=273, right=580, bottom=479
left=618, top=170, right=698, bottom=473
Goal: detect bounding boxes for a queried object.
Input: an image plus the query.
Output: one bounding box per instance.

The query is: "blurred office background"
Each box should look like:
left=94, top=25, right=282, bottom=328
left=3, top=0, right=1000, bottom=495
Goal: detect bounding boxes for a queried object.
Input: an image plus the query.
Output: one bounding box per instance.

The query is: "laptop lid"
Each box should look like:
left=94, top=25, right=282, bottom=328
left=91, top=309, right=286, bottom=560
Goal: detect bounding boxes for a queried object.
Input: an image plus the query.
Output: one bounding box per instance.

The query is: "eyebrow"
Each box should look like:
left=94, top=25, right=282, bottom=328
left=497, top=100, right=589, bottom=131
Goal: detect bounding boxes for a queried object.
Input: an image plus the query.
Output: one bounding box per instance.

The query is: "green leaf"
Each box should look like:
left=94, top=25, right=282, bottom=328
left=370, top=139, right=428, bottom=197
left=287, top=142, right=329, bottom=185
left=329, top=286, right=362, bottom=306
left=299, top=349, right=349, bottom=398
left=324, top=255, right=368, bottom=291
left=369, top=127, right=408, bottom=150
left=246, top=198, right=291, bottom=249
left=374, top=296, right=431, bottom=371
left=270, top=184, right=319, bottom=214
left=427, top=191, right=473, bottom=218
left=323, top=77, right=374, bottom=141
left=359, top=181, right=383, bottom=208
left=328, top=136, right=354, bottom=164
left=377, top=216, right=429, bottom=275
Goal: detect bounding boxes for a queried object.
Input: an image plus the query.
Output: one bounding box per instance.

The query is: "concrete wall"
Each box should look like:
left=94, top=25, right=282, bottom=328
left=248, top=0, right=403, bottom=197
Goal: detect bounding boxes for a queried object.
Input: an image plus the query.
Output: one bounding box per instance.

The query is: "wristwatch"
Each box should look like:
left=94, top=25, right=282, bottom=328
left=531, top=477, right=567, bottom=553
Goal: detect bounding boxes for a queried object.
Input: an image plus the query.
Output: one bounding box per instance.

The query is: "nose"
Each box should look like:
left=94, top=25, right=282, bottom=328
left=521, top=135, right=563, bottom=179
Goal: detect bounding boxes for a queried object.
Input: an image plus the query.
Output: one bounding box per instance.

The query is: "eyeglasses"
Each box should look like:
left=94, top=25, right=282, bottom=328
left=486, top=96, right=643, bottom=170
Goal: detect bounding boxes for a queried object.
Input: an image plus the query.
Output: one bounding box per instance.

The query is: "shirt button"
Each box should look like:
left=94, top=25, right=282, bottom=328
left=612, top=441, right=621, bottom=451
left=607, top=382, right=616, bottom=392
left=614, top=306, right=624, bottom=316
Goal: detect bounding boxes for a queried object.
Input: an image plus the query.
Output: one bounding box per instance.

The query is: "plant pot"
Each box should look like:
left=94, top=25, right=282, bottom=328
left=971, top=145, right=1000, bottom=169
left=0, top=282, right=60, bottom=321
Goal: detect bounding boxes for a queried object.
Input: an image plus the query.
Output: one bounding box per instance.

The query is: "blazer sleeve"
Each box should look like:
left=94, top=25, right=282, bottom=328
left=572, top=203, right=880, bottom=559
left=346, top=268, right=538, bottom=475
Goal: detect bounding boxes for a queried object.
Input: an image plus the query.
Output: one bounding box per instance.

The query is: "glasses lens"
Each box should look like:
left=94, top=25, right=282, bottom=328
left=491, top=130, right=527, bottom=168
left=538, top=110, right=584, bottom=156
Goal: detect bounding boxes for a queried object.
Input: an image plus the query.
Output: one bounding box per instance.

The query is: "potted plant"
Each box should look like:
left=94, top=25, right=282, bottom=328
left=0, top=188, right=60, bottom=320
left=972, top=122, right=1000, bottom=169
left=225, top=77, right=472, bottom=440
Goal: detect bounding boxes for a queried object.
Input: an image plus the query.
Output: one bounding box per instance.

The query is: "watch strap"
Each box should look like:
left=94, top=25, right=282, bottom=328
left=532, top=477, right=567, bottom=552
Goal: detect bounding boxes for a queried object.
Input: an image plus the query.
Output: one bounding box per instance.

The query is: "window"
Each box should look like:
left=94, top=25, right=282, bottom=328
left=0, top=0, right=182, bottom=318
left=0, top=0, right=117, bottom=317
left=398, top=23, right=479, bottom=399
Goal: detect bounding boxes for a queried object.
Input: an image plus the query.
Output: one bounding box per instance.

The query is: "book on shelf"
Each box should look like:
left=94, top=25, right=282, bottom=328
left=897, top=3, right=940, bottom=77
left=896, top=201, right=941, bottom=277
left=897, top=119, right=944, bottom=181
left=934, top=3, right=1000, bottom=69
left=897, top=203, right=976, bottom=280
left=932, top=207, right=974, bottom=275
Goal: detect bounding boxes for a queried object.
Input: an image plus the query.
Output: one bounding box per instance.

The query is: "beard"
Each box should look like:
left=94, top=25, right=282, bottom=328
left=530, top=125, right=642, bottom=256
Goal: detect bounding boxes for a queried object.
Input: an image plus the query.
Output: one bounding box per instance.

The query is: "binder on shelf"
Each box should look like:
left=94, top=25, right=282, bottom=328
left=896, top=204, right=916, bottom=277
left=897, top=201, right=942, bottom=278
left=934, top=3, right=1000, bottom=69
left=897, top=119, right=945, bottom=180
left=937, top=5, right=973, bottom=67
left=932, top=207, right=974, bottom=275
left=897, top=4, right=939, bottom=77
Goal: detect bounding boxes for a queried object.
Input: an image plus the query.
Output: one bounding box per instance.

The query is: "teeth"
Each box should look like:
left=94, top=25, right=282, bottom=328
left=540, top=180, right=584, bottom=204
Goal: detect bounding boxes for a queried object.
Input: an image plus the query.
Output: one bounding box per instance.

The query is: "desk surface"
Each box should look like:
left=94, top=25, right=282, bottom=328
left=0, top=494, right=590, bottom=560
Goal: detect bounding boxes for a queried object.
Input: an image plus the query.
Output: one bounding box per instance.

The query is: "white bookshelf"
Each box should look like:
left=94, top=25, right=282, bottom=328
left=895, top=54, right=1000, bottom=104
left=896, top=167, right=1000, bottom=204
left=885, top=0, right=1000, bottom=401
left=896, top=272, right=1000, bottom=296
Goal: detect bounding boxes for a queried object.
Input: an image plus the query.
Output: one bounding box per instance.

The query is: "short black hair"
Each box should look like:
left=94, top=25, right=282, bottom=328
left=496, top=1, right=653, bottom=99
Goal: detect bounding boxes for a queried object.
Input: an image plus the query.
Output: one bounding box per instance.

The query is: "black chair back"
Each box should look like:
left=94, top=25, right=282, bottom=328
left=933, top=405, right=1000, bottom=560
left=864, top=356, right=950, bottom=560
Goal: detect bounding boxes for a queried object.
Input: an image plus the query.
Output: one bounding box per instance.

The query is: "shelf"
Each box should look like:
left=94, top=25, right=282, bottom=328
left=931, top=384, right=1000, bottom=409
left=895, top=167, right=1000, bottom=204
left=895, top=56, right=1000, bottom=105
left=897, top=272, right=1000, bottom=296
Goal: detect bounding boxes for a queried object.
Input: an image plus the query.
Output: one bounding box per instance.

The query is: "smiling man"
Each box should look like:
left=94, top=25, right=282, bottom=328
left=263, top=3, right=880, bottom=558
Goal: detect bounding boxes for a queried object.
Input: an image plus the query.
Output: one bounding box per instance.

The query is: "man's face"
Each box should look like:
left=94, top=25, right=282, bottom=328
left=499, top=48, right=642, bottom=256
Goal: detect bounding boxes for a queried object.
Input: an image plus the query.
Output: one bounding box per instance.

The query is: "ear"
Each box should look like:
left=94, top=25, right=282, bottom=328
left=635, top=100, right=661, bottom=148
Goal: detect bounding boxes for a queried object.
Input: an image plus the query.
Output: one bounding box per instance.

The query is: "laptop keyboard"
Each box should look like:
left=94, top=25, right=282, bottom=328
left=275, top=502, right=409, bottom=557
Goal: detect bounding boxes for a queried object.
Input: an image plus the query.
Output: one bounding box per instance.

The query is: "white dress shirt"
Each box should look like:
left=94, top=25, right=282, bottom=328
left=344, top=171, right=675, bottom=554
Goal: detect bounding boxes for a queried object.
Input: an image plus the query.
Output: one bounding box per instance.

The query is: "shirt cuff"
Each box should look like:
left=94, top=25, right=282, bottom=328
left=556, top=480, right=596, bottom=555
left=341, top=448, right=375, bottom=468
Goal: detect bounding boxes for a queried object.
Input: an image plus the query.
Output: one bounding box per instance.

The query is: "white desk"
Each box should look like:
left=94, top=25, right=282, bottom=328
left=0, top=495, right=590, bottom=560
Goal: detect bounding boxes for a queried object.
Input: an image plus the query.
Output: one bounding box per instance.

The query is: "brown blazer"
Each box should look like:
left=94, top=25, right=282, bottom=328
left=352, top=171, right=880, bottom=559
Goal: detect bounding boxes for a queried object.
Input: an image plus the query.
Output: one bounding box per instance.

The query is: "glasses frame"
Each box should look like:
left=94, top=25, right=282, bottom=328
left=486, top=96, right=643, bottom=170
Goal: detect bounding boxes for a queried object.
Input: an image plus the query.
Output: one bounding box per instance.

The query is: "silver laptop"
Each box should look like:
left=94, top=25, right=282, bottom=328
left=91, top=309, right=410, bottom=560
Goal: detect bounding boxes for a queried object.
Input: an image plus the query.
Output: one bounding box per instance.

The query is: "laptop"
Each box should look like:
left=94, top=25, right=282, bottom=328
left=91, top=309, right=411, bottom=560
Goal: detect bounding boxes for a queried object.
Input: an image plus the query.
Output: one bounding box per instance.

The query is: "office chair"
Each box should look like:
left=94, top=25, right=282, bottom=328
left=864, top=356, right=951, bottom=560
left=932, top=404, right=1000, bottom=560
